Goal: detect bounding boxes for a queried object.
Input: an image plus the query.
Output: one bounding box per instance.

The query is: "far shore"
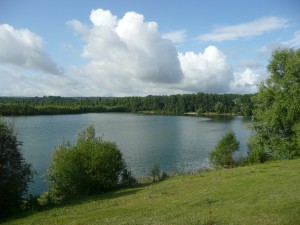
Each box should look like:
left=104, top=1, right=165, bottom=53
left=185, top=112, right=239, bottom=116
left=139, top=111, right=240, bottom=116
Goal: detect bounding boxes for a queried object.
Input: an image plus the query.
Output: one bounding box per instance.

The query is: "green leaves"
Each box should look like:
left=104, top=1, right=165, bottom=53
left=0, top=118, right=33, bottom=216
left=249, top=48, right=300, bottom=162
left=209, top=131, right=239, bottom=168
left=47, top=124, right=127, bottom=202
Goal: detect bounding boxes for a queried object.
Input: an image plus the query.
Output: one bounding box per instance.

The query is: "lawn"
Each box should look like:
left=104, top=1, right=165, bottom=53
left=3, top=159, right=300, bottom=225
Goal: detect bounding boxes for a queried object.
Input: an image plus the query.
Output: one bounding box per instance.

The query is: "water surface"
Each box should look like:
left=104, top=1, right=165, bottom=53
left=6, top=113, right=252, bottom=195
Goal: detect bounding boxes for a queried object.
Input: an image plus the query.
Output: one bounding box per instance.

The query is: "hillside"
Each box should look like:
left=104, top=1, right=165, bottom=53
left=4, top=159, right=300, bottom=225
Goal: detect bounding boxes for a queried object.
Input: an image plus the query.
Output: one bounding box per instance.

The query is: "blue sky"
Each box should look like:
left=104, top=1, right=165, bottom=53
left=0, top=0, right=299, bottom=96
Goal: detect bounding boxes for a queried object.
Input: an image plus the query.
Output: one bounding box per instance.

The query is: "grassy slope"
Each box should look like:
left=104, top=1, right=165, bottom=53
left=4, top=159, right=300, bottom=225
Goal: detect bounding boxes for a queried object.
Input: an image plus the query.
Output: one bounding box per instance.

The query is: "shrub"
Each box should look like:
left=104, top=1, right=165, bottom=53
left=150, top=164, right=168, bottom=182
left=209, top=130, right=239, bottom=168
left=0, top=118, right=33, bottom=217
left=47, top=124, right=134, bottom=202
left=120, top=168, right=138, bottom=187
left=24, top=195, right=40, bottom=213
left=160, top=171, right=169, bottom=181
left=151, top=164, right=161, bottom=182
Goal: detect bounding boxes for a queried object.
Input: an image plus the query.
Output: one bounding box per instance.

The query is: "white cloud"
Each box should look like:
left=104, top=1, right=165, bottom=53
left=0, top=65, right=80, bottom=96
left=230, top=68, right=261, bottom=94
left=0, top=24, right=62, bottom=75
left=66, top=20, right=89, bottom=38
left=67, top=10, right=242, bottom=96
left=90, top=9, right=117, bottom=27
left=282, top=30, right=300, bottom=47
left=257, top=42, right=286, bottom=57
left=198, top=17, right=288, bottom=42
left=67, top=9, right=184, bottom=96
left=257, top=30, right=300, bottom=59
left=178, top=46, right=234, bottom=93
left=162, top=30, right=186, bottom=43
left=1, top=9, right=259, bottom=97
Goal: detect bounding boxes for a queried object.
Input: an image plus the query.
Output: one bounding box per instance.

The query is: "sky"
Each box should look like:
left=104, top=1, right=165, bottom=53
left=0, top=0, right=299, bottom=97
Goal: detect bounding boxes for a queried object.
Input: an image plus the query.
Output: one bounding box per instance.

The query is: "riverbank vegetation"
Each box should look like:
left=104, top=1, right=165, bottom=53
left=3, top=159, right=300, bottom=225
left=46, top=124, right=137, bottom=204
left=208, top=48, right=300, bottom=166
left=0, top=92, right=253, bottom=116
left=248, top=48, right=300, bottom=162
left=0, top=119, right=33, bottom=218
left=209, top=130, right=240, bottom=168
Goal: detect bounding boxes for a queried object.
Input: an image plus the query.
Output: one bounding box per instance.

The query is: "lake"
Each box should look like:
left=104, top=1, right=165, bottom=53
left=5, top=113, right=252, bottom=195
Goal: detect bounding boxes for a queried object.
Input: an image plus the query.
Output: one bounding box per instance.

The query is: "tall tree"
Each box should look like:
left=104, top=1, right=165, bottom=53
left=248, top=48, right=300, bottom=162
left=0, top=118, right=33, bottom=217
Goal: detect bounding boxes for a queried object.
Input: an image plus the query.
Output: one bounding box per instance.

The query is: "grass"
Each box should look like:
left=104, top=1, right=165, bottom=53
left=3, top=159, right=300, bottom=225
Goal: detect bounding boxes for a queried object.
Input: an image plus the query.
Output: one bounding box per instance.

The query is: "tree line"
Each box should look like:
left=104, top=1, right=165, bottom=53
left=0, top=93, right=254, bottom=116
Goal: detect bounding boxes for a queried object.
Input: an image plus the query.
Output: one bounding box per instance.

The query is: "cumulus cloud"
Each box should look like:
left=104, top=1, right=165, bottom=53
left=90, top=9, right=117, bottom=27
left=198, top=17, right=288, bottom=42
left=178, top=46, right=234, bottom=93
left=162, top=30, right=187, bottom=43
left=230, top=68, right=261, bottom=94
left=65, top=9, right=242, bottom=96
left=67, top=9, right=184, bottom=96
left=0, top=24, right=62, bottom=75
left=1, top=9, right=257, bottom=97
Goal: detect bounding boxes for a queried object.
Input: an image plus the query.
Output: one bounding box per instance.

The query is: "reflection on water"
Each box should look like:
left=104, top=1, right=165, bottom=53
left=6, top=113, right=252, bottom=195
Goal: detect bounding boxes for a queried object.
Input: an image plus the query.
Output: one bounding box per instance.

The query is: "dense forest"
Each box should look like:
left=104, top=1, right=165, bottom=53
left=0, top=93, right=254, bottom=116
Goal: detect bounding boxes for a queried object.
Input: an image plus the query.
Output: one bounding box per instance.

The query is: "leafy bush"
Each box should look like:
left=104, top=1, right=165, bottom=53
left=47, top=124, right=135, bottom=202
left=120, top=168, right=138, bottom=187
left=248, top=48, right=300, bottom=162
left=24, top=195, right=40, bottom=213
left=0, top=118, right=33, bottom=217
left=209, top=131, right=239, bottom=168
left=150, top=164, right=168, bottom=182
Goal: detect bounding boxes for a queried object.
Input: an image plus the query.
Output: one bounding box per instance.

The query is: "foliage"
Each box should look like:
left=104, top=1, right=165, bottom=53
left=248, top=48, right=300, bottom=162
left=0, top=118, right=33, bottom=217
left=150, top=164, right=168, bottom=182
left=47, top=124, right=133, bottom=202
left=23, top=195, right=40, bottom=213
left=5, top=159, right=300, bottom=225
left=151, top=164, right=161, bottom=182
left=120, top=168, right=138, bottom=187
left=214, top=102, right=224, bottom=114
left=0, top=93, right=254, bottom=116
left=209, top=131, right=239, bottom=168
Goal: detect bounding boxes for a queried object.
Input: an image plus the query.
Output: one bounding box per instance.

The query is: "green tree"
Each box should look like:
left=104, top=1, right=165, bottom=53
left=248, top=48, right=300, bottom=163
left=0, top=118, right=33, bottom=217
left=214, top=102, right=224, bottom=114
left=47, top=124, right=132, bottom=202
left=209, top=131, right=239, bottom=168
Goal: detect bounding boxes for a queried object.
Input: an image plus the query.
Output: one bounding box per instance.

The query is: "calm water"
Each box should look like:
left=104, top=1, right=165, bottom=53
left=6, top=113, right=252, bottom=195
